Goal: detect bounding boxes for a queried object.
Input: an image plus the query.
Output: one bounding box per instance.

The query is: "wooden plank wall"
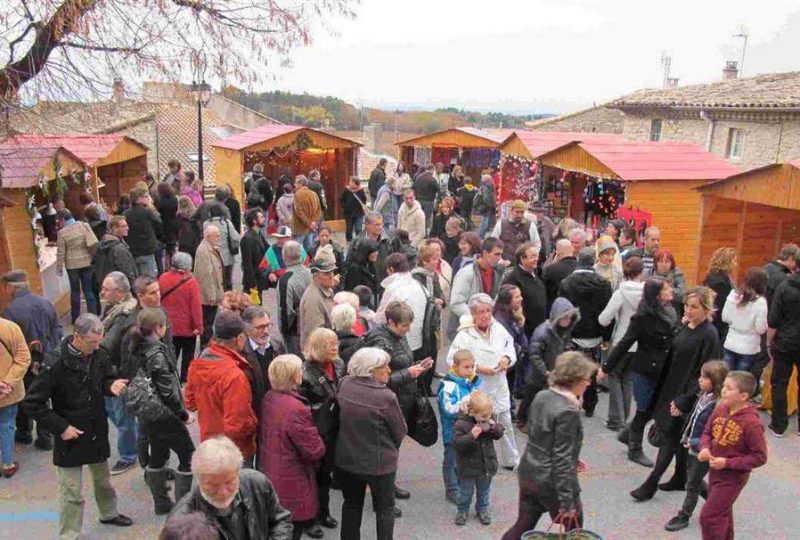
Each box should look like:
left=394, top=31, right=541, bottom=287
left=539, top=144, right=619, bottom=179
left=213, top=148, right=244, bottom=203
left=625, top=179, right=708, bottom=285
left=1, top=191, right=42, bottom=295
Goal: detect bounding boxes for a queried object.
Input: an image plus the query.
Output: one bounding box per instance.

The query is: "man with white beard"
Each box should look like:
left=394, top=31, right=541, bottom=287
left=167, top=436, right=293, bottom=539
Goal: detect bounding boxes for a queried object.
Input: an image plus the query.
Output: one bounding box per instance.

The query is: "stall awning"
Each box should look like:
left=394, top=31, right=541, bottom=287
left=212, top=124, right=361, bottom=152
left=0, top=143, right=84, bottom=189
left=396, top=127, right=513, bottom=149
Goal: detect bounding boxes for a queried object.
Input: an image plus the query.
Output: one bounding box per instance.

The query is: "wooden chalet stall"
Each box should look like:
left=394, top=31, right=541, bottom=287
left=6, top=134, right=148, bottom=219
left=503, top=133, right=740, bottom=284
left=0, top=141, right=88, bottom=313
left=695, top=160, right=800, bottom=283
left=212, top=125, right=361, bottom=221
left=396, top=127, right=512, bottom=182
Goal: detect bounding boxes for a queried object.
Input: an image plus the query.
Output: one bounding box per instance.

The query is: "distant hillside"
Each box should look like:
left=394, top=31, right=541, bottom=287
left=222, top=87, right=551, bottom=132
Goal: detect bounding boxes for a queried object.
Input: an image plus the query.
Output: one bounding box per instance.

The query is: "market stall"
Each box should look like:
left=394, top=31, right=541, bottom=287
left=396, top=127, right=511, bottom=184
left=500, top=132, right=739, bottom=283
left=212, top=124, right=361, bottom=221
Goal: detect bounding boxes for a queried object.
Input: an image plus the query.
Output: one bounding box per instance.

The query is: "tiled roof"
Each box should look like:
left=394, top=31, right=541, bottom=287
left=0, top=141, right=82, bottom=189
left=212, top=124, right=302, bottom=151
left=610, top=71, right=800, bottom=110
left=3, top=134, right=145, bottom=166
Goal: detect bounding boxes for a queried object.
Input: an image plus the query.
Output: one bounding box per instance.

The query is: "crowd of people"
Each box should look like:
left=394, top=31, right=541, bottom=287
left=0, top=156, right=794, bottom=540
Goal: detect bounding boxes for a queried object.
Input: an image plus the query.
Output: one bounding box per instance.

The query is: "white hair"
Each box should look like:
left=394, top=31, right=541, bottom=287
left=568, top=228, right=587, bottom=241
left=282, top=241, right=303, bottom=266
left=203, top=224, right=220, bottom=238
left=331, top=303, right=357, bottom=331
left=348, top=347, right=390, bottom=377
left=104, top=271, right=130, bottom=294
left=468, top=293, right=495, bottom=311
left=191, top=436, right=243, bottom=477
left=333, top=291, right=359, bottom=310
left=171, top=251, right=193, bottom=270
left=74, top=313, right=104, bottom=337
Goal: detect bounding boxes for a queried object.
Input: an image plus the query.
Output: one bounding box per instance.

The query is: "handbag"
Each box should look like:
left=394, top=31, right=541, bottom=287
left=522, top=511, right=604, bottom=539
left=313, top=376, right=341, bottom=443
left=647, top=422, right=667, bottom=448
left=226, top=220, right=240, bottom=256
left=124, top=352, right=173, bottom=423
left=408, top=388, right=438, bottom=447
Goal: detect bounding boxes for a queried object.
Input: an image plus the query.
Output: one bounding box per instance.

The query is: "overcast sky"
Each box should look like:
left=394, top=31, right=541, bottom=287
left=268, top=0, right=800, bottom=114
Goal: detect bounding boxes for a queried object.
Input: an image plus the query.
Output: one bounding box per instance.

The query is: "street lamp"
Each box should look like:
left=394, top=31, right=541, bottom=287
left=190, top=52, right=212, bottom=182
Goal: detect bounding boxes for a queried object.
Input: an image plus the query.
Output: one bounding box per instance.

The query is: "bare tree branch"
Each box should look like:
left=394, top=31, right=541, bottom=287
left=60, top=41, right=141, bottom=53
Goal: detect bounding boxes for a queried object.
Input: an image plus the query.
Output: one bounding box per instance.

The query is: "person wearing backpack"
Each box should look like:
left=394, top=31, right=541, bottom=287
left=127, top=308, right=195, bottom=515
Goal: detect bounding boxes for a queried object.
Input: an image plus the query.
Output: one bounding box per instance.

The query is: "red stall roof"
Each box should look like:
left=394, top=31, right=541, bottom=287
left=506, top=131, right=623, bottom=159
left=0, top=142, right=82, bottom=189
left=213, top=124, right=361, bottom=151
left=3, top=134, right=145, bottom=166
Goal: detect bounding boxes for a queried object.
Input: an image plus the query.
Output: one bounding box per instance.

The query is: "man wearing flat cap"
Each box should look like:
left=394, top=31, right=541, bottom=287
left=489, top=199, right=541, bottom=263
left=185, top=310, right=258, bottom=466
left=298, top=245, right=337, bottom=350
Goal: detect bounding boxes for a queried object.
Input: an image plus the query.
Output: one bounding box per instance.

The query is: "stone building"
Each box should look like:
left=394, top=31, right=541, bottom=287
left=609, top=68, right=800, bottom=171
left=525, top=103, right=625, bottom=134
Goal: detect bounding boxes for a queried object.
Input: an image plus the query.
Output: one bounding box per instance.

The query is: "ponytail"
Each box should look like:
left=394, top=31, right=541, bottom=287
left=128, top=307, right=167, bottom=357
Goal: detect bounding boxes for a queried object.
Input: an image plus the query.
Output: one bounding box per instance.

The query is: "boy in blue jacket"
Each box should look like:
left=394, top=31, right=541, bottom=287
left=437, top=349, right=479, bottom=504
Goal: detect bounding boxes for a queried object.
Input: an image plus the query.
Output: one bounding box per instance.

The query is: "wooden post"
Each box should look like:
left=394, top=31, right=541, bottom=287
left=734, top=201, right=747, bottom=282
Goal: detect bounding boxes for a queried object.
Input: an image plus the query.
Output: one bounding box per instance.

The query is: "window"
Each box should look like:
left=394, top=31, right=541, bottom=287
left=726, top=128, right=744, bottom=160
left=649, top=119, right=662, bottom=142
left=186, top=153, right=209, bottom=163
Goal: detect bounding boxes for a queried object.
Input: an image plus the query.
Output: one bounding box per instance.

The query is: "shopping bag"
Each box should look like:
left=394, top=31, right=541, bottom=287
left=521, top=512, right=604, bottom=540
left=408, top=390, right=438, bottom=447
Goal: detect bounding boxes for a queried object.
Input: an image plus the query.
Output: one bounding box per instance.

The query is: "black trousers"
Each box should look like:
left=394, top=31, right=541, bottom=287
left=770, top=348, right=800, bottom=432
left=201, top=305, right=218, bottom=349
left=517, top=383, right=544, bottom=424
left=317, top=444, right=335, bottom=518
left=143, top=417, right=195, bottom=471
left=336, top=467, right=396, bottom=540
left=681, top=454, right=709, bottom=517
left=15, top=369, right=50, bottom=441
left=501, top=477, right=583, bottom=540
left=174, top=336, right=198, bottom=383
left=223, top=265, right=233, bottom=291
left=642, top=417, right=688, bottom=488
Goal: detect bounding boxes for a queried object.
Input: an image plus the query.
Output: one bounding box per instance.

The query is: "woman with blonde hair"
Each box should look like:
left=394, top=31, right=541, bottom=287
left=594, top=235, right=622, bottom=290
left=703, top=246, right=737, bottom=343
left=260, top=354, right=326, bottom=539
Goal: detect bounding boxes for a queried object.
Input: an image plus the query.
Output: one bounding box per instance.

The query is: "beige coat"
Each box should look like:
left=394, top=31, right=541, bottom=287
left=397, top=200, right=426, bottom=246
left=0, top=317, right=31, bottom=408
left=194, top=239, right=225, bottom=305
left=298, top=281, right=334, bottom=350
left=57, top=221, right=98, bottom=271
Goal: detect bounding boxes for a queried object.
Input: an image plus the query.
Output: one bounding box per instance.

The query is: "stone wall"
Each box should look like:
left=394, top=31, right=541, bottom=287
left=357, top=148, right=397, bottom=180
left=532, top=106, right=625, bottom=134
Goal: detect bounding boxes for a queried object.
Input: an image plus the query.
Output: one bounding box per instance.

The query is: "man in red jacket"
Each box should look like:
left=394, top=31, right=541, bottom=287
left=185, top=310, right=258, bottom=466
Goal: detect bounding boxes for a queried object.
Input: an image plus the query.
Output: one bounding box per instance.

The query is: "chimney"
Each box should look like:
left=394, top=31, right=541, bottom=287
left=112, top=78, right=125, bottom=103
left=665, top=77, right=680, bottom=88
left=722, top=61, right=739, bottom=80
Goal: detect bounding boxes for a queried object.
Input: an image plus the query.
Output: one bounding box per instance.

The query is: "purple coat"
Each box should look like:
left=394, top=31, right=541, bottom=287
left=259, top=390, right=326, bottom=521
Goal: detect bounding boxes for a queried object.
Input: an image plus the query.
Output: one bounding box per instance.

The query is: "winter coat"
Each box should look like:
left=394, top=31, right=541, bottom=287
left=452, top=414, right=504, bottom=478
left=345, top=230, right=394, bottom=284
left=155, top=194, right=178, bottom=249
left=240, top=338, right=277, bottom=418
left=680, top=393, right=718, bottom=455
left=375, top=272, right=427, bottom=351
left=204, top=216, right=240, bottom=266
left=298, top=282, right=334, bottom=351
left=397, top=200, right=427, bottom=246
left=593, top=261, right=622, bottom=291
left=494, top=312, right=528, bottom=366
left=275, top=193, right=295, bottom=227
left=132, top=340, right=188, bottom=422
left=368, top=166, right=386, bottom=200
left=300, top=358, right=345, bottom=443
left=446, top=318, right=517, bottom=412
left=124, top=204, right=162, bottom=257
left=502, top=264, right=548, bottom=336
left=0, top=318, right=30, bottom=408
left=259, top=391, right=326, bottom=522
left=364, top=324, right=416, bottom=416
left=176, top=210, right=201, bottom=259
left=99, top=296, right=138, bottom=369
left=764, top=260, right=792, bottom=305
left=413, top=171, right=439, bottom=202
left=543, top=257, right=577, bottom=313
left=23, top=337, right=116, bottom=467
left=437, top=372, right=479, bottom=444
left=603, top=309, right=676, bottom=379
left=170, top=469, right=293, bottom=540
left=158, top=270, right=203, bottom=337
left=342, top=239, right=379, bottom=295
left=703, top=269, right=734, bottom=344
left=181, top=185, right=203, bottom=208
left=558, top=269, right=613, bottom=341
left=336, top=330, right=363, bottom=367
left=334, top=376, right=407, bottom=476
left=2, top=289, right=62, bottom=354
left=654, top=267, right=687, bottom=314
left=448, top=260, right=504, bottom=339
left=250, top=174, right=274, bottom=211
left=598, top=280, right=644, bottom=350
left=721, top=290, right=768, bottom=355
left=340, top=186, right=367, bottom=217
left=56, top=221, right=98, bottom=271
left=768, top=274, right=800, bottom=352
left=518, top=388, right=583, bottom=512
left=456, top=184, right=478, bottom=221
left=185, top=342, right=258, bottom=459
left=374, top=183, right=396, bottom=231
left=293, top=186, right=322, bottom=235
left=241, top=228, right=268, bottom=291
left=92, top=234, right=138, bottom=286
left=526, top=298, right=580, bottom=391
left=224, top=197, right=242, bottom=233
left=473, top=182, right=495, bottom=217
left=283, top=264, right=312, bottom=337
left=193, top=240, right=224, bottom=306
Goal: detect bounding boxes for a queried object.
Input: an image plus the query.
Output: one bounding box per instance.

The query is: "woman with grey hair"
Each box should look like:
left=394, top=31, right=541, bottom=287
left=331, top=303, right=363, bottom=366
left=446, top=293, right=519, bottom=469
left=158, top=252, right=203, bottom=382
left=335, top=347, right=408, bottom=540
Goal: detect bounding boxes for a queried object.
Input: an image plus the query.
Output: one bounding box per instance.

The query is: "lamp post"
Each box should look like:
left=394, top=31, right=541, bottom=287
left=190, top=52, right=212, bottom=183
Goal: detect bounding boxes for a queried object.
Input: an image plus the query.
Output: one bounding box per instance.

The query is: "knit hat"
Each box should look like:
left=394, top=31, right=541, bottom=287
left=311, top=244, right=337, bottom=273
left=577, top=246, right=596, bottom=268
left=511, top=199, right=527, bottom=211
left=596, top=236, right=617, bottom=255
left=213, top=310, right=245, bottom=340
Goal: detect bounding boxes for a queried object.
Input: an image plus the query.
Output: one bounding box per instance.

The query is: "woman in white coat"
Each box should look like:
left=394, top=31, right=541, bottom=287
left=446, top=293, right=519, bottom=469
left=376, top=253, right=428, bottom=355
left=721, top=267, right=769, bottom=372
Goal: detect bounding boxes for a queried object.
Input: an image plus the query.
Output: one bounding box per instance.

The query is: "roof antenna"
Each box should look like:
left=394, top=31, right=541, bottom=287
left=734, top=26, right=749, bottom=77
left=660, top=51, right=672, bottom=88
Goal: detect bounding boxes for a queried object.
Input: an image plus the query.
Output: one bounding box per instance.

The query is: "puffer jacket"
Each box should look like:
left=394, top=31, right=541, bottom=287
left=259, top=391, right=326, bottom=522
left=598, top=280, right=644, bottom=350
left=300, top=358, right=345, bottom=443
left=518, top=388, right=583, bottom=511
left=526, top=298, right=580, bottom=392
left=129, top=340, right=187, bottom=421
left=92, top=234, right=138, bottom=286
left=437, top=371, right=479, bottom=444
left=558, top=268, right=613, bottom=340
left=364, top=324, right=416, bottom=416
left=452, top=413, right=504, bottom=478
left=602, top=309, right=676, bottom=378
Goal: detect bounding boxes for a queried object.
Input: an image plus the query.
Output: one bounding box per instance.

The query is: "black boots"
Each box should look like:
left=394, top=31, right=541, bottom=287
left=664, top=511, right=690, bottom=532
left=630, top=476, right=659, bottom=502
left=144, top=468, right=174, bottom=515
left=173, top=470, right=194, bottom=502
left=627, top=429, right=654, bottom=468
left=617, top=427, right=630, bottom=445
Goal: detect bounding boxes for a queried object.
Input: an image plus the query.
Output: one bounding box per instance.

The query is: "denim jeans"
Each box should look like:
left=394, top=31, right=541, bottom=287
left=134, top=254, right=158, bottom=278
left=442, top=443, right=459, bottom=497
left=723, top=349, right=757, bottom=372
left=457, top=475, right=492, bottom=514
left=0, top=403, right=18, bottom=466
left=104, top=396, right=138, bottom=463
left=631, top=371, right=658, bottom=411
left=66, top=267, right=98, bottom=322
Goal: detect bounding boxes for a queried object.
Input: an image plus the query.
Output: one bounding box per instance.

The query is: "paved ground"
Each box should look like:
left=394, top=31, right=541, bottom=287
left=2, top=244, right=799, bottom=539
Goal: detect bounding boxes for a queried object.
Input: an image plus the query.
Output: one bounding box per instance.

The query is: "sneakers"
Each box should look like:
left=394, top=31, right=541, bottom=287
left=1, top=462, right=19, bottom=478
left=477, top=511, right=492, bottom=525
left=664, top=512, right=690, bottom=532
left=110, top=459, right=137, bottom=476
left=768, top=424, right=785, bottom=438
left=454, top=512, right=467, bottom=526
